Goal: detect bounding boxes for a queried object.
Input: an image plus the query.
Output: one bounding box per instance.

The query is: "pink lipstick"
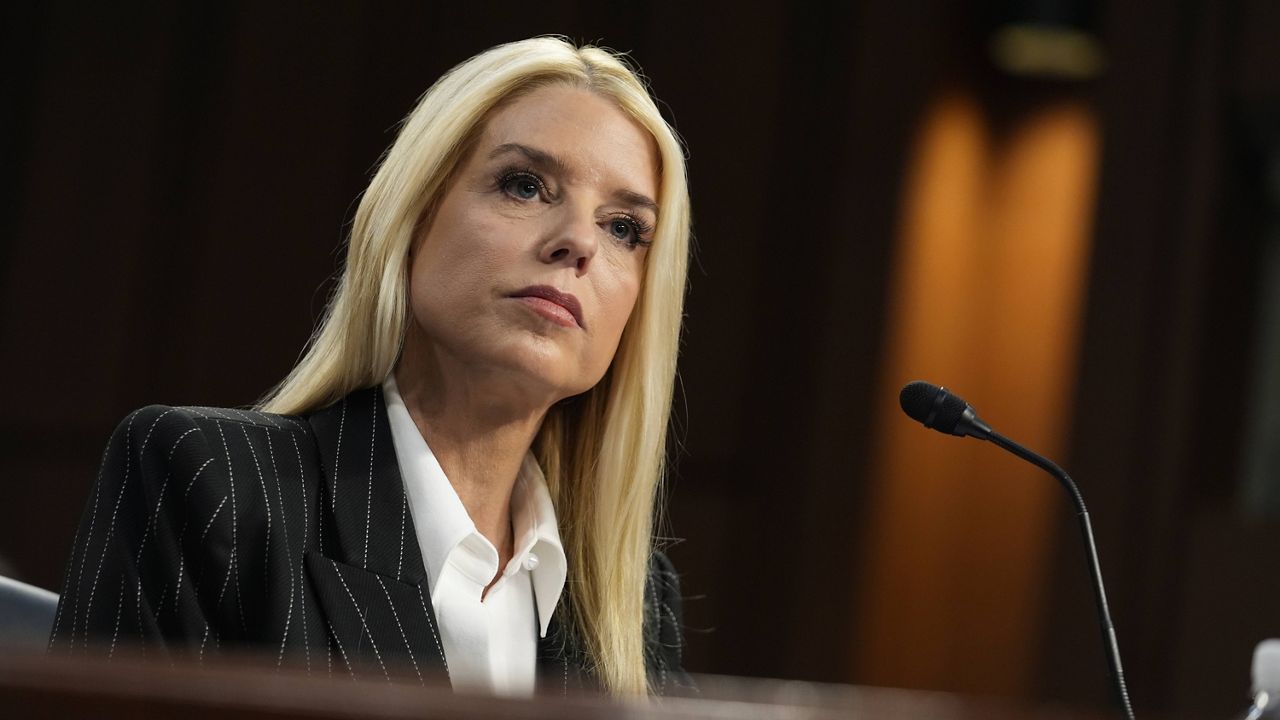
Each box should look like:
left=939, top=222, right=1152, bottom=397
left=509, top=285, right=584, bottom=329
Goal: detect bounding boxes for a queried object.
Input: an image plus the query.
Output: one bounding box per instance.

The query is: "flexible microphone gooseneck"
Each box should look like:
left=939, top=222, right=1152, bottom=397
left=899, top=380, right=1136, bottom=720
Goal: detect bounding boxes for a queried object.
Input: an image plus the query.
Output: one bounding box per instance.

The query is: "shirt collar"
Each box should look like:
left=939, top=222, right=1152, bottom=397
left=382, top=375, right=567, bottom=637
left=509, top=452, right=568, bottom=637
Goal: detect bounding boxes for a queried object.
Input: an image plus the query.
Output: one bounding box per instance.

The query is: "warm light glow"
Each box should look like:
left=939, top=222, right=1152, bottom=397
left=854, top=92, right=1100, bottom=698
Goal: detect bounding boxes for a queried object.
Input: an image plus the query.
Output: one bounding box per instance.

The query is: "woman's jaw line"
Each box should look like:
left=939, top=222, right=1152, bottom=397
left=393, top=330, right=574, bottom=432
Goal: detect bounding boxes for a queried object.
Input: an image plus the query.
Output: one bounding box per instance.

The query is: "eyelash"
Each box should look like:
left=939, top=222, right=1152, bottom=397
left=494, top=166, right=654, bottom=249
left=611, top=214, right=655, bottom=248
left=496, top=167, right=549, bottom=201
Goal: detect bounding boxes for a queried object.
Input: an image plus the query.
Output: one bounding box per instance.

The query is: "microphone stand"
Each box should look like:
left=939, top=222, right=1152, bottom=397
left=985, top=430, right=1136, bottom=720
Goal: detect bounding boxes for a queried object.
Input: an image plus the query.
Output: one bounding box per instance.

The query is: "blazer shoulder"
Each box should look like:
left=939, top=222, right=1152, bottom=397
left=105, top=404, right=212, bottom=462
left=102, top=404, right=312, bottom=482
left=166, top=405, right=310, bottom=435
left=113, top=403, right=305, bottom=433
left=53, top=403, right=314, bottom=655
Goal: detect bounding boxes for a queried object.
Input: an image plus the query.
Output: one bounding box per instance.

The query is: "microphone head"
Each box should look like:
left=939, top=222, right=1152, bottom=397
left=1254, top=639, right=1280, bottom=697
left=899, top=381, right=969, bottom=435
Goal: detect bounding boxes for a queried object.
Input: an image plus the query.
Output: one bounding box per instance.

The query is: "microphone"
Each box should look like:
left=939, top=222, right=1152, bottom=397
left=898, top=381, right=992, bottom=439
left=899, top=380, right=1136, bottom=720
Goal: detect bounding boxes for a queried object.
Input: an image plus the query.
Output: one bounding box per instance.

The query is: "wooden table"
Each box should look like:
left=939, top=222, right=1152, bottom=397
left=0, top=650, right=1118, bottom=719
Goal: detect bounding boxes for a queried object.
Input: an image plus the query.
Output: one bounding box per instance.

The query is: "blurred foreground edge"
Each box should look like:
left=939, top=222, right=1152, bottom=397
left=0, top=651, right=1118, bottom=719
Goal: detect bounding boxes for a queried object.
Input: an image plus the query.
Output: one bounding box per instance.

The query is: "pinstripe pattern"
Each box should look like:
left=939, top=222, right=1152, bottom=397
left=50, top=387, right=691, bottom=693
left=329, top=559, right=390, bottom=682
left=415, top=585, right=447, bottom=673
left=81, top=411, right=136, bottom=652
left=376, top=575, right=422, bottom=683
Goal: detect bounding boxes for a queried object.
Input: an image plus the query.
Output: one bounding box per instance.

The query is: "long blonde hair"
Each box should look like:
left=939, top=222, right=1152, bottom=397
left=259, top=37, right=691, bottom=695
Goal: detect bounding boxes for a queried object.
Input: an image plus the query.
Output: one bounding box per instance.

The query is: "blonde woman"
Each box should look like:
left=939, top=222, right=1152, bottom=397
left=50, top=37, right=692, bottom=697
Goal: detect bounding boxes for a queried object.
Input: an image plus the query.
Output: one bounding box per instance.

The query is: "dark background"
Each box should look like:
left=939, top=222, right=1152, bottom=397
left=3, top=1, right=1279, bottom=717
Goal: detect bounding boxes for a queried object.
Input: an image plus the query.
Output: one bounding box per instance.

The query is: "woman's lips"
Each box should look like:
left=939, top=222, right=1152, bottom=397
left=509, top=285, right=584, bottom=329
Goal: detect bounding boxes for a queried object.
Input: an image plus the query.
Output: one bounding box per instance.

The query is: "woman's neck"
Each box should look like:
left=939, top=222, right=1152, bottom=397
left=393, top=342, right=551, bottom=559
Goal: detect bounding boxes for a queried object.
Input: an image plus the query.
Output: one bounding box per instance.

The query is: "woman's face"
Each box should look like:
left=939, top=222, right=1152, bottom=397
left=404, top=84, right=660, bottom=405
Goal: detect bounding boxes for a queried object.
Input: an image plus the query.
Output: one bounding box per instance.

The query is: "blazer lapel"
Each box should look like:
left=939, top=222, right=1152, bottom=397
left=304, top=387, right=448, bottom=683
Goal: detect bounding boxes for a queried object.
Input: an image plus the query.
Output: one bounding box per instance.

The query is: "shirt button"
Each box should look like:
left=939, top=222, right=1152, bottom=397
left=523, top=553, right=540, bottom=571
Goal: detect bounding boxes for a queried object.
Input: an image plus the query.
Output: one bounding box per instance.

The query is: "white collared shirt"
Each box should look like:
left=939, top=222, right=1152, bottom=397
left=382, top=376, right=568, bottom=695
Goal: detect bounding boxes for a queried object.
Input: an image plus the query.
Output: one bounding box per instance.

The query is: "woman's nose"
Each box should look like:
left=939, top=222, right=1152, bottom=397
left=539, top=202, right=599, bottom=274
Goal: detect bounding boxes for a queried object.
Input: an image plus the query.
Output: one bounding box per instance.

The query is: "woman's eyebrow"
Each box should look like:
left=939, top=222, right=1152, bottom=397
left=489, top=142, right=659, bottom=214
left=489, top=143, right=570, bottom=177
left=614, top=189, right=658, bottom=215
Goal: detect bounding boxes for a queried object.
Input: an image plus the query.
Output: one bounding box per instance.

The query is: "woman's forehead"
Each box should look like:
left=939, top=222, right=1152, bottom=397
left=476, top=85, right=660, bottom=202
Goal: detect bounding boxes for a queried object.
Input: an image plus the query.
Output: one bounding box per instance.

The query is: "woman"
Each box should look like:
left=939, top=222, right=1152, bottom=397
left=49, top=37, right=692, bottom=697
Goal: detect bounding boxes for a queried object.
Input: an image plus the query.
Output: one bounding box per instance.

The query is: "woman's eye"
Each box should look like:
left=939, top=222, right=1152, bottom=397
left=501, top=173, right=542, bottom=200
left=609, top=219, right=635, bottom=241
left=606, top=215, right=653, bottom=248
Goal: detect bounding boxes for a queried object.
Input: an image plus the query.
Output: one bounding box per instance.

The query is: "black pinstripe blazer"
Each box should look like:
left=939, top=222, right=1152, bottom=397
left=49, top=386, right=691, bottom=694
